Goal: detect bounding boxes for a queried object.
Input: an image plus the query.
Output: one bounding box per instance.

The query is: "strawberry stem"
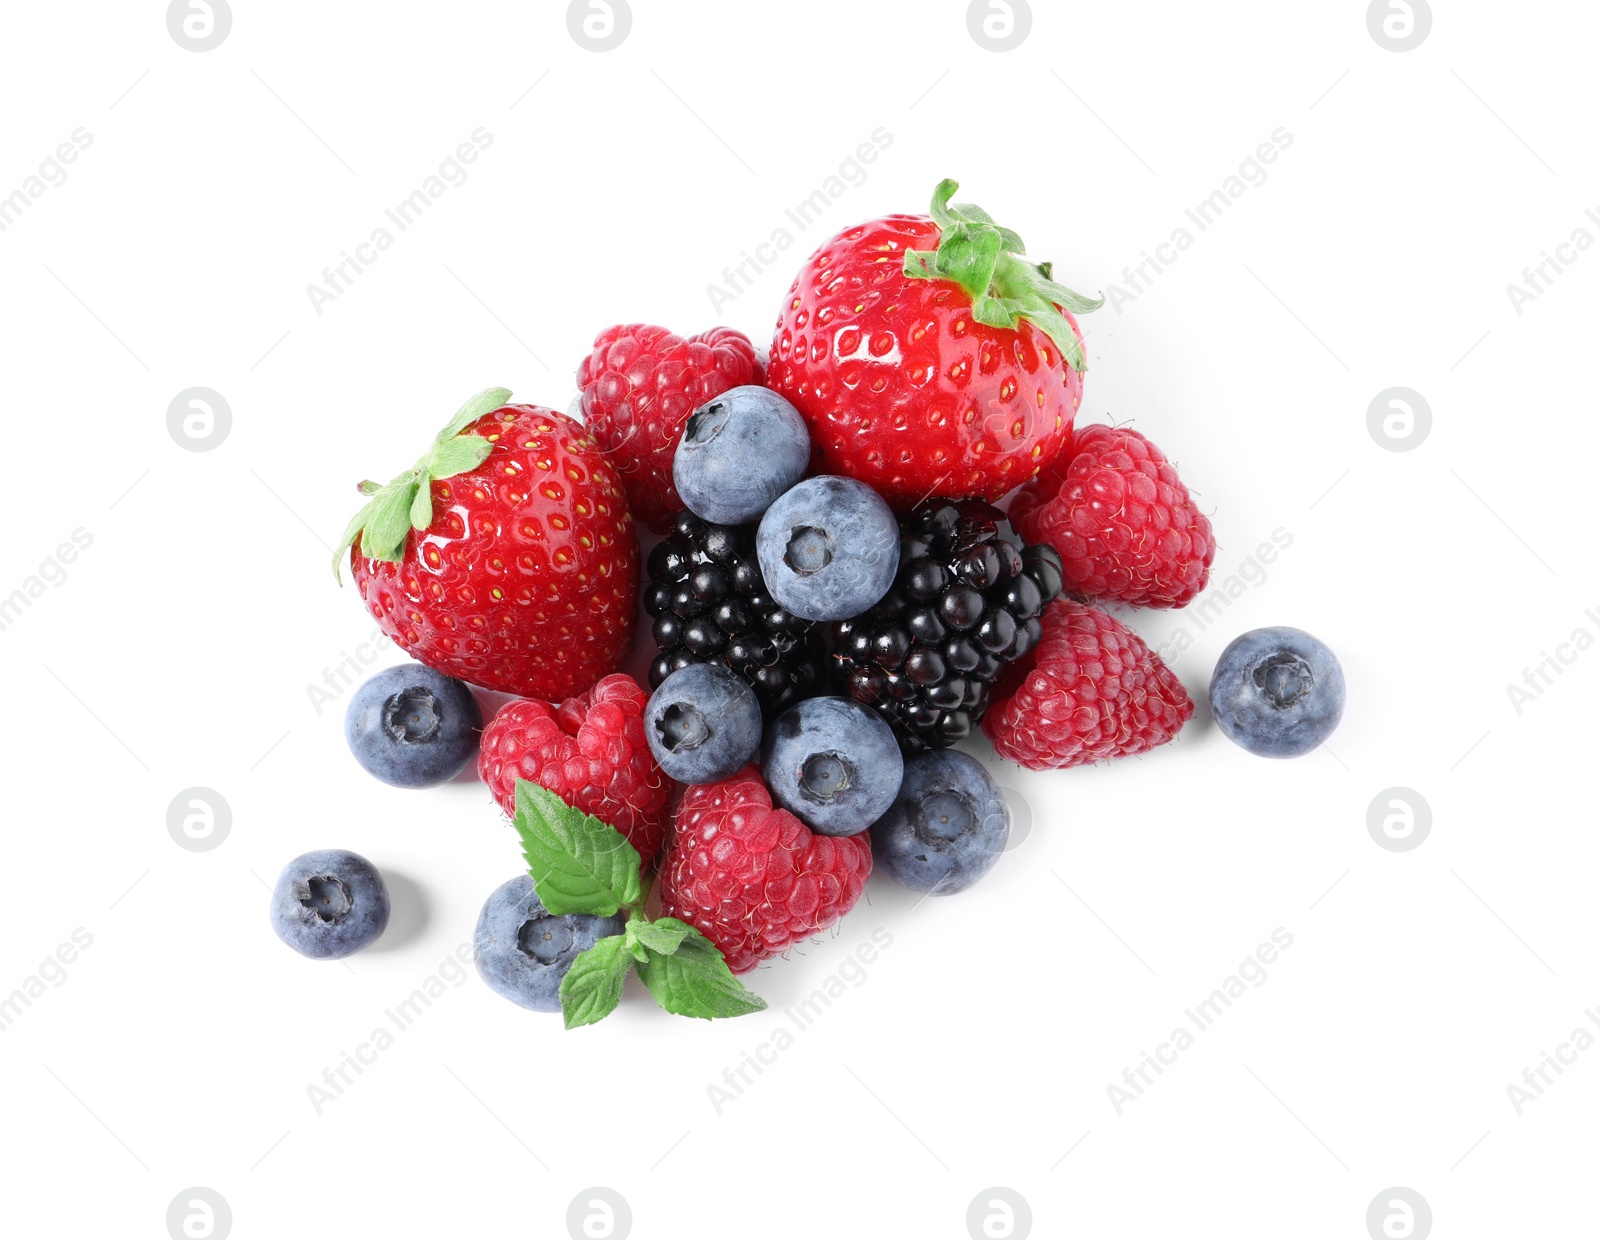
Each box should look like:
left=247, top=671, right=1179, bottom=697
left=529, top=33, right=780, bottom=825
left=331, top=386, right=512, bottom=583
left=903, top=179, right=1101, bottom=373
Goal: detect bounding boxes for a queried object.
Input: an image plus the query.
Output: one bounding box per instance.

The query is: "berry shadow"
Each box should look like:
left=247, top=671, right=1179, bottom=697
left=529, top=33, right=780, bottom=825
left=368, top=870, right=430, bottom=953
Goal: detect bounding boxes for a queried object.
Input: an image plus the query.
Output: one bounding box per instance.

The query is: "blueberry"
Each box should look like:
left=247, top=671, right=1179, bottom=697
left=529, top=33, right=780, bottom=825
left=673, top=385, right=811, bottom=525
left=270, top=850, right=390, bottom=959
left=473, top=875, right=626, bottom=1013
left=644, top=662, right=764, bottom=783
left=344, top=665, right=482, bottom=789
left=762, top=696, right=903, bottom=836
left=756, top=476, right=900, bottom=622
left=1209, top=626, right=1345, bottom=758
left=870, top=750, right=1008, bottom=894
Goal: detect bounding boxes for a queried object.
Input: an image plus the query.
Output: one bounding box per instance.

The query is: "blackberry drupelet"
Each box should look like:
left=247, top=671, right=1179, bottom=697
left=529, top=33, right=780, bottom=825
left=645, top=509, right=826, bottom=717
left=832, top=499, right=1065, bottom=751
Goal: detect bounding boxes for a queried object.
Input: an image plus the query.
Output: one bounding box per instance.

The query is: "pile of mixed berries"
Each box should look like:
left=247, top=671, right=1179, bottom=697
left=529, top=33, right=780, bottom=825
left=269, top=180, right=1347, bottom=1026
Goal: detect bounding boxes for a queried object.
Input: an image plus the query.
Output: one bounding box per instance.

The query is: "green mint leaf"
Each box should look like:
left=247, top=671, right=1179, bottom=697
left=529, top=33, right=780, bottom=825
left=559, top=935, right=633, bottom=1029
left=428, top=433, right=495, bottom=479
left=629, top=917, right=691, bottom=957
left=434, top=386, right=513, bottom=444
left=513, top=780, right=643, bottom=917
left=636, top=925, right=767, bottom=1020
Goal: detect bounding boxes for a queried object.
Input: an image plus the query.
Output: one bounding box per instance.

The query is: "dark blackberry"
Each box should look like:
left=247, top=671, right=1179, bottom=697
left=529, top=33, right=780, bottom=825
left=830, top=499, right=1066, bottom=752
left=647, top=511, right=826, bottom=717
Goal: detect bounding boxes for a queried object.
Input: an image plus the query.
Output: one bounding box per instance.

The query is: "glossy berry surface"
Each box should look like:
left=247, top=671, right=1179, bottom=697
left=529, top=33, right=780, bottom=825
left=672, top=385, right=810, bottom=526
left=767, top=216, right=1086, bottom=510
left=646, top=509, right=825, bottom=718
left=755, top=475, right=900, bottom=622
left=658, top=766, right=873, bottom=973
left=762, top=696, right=903, bottom=837
left=350, top=403, right=637, bottom=702
left=478, top=673, right=669, bottom=862
left=1010, top=423, right=1215, bottom=608
left=270, top=850, right=390, bottom=960
left=982, top=598, right=1193, bottom=769
left=578, top=324, right=762, bottom=532
left=1209, top=626, right=1345, bottom=758
left=644, top=662, right=764, bottom=784
left=473, top=875, right=626, bottom=1013
left=344, top=664, right=482, bottom=789
left=870, top=750, right=1009, bottom=895
left=833, top=499, right=1064, bottom=751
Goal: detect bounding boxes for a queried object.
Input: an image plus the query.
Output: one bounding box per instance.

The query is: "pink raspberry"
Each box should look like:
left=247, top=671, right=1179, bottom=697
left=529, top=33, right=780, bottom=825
left=1010, top=424, right=1215, bottom=608
left=982, top=599, right=1193, bottom=769
left=577, top=324, right=763, bottom=532
left=658, top=766, right=872, bottom=974
left=478, top=674, right=670, bottom=863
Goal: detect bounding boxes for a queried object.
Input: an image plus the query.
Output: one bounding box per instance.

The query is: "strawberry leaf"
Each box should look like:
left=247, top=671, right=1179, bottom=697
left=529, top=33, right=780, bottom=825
left=434, top=386, right=513, bottom=444
left=333, top=388, right=510, bottom=584
left=408, top=477, right=433, bottom=531
left=904, top=179, right=1100, bottom=373
left=636, top=925, right=766, bottom=1020
left=429, top=433, right=495, bottom=478
left=513, top=780, right=643, bottom=917
left=360, top=481, right=421, bottom=563
left=559, top=934, right=633, bottom=1029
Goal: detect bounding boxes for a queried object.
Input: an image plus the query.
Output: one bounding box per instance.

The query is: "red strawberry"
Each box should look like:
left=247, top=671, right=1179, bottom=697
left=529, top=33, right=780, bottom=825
left=766, top=178, right=1101, bottom=510
left=982, top=599, right=1192, bottom=769
left=1010, top=424, right=1215, bottom=609
left=658, top=766, right=872, bottom=974
left=337, top=389, right=638, bottom=701
left=577, top=324, right=763, bottom=532
left=478, top=673, right=670, bottom=862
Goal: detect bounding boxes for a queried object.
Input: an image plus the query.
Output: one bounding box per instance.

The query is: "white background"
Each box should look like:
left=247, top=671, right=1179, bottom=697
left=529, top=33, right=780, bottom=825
left=1, top=1, right=1595, bottom=1237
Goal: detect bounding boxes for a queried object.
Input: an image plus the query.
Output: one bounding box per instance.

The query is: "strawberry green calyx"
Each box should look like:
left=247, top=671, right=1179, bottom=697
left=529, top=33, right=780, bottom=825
left=903, top=178, right=1102, bottom=373
left=331, top=386, right=512, bottom=582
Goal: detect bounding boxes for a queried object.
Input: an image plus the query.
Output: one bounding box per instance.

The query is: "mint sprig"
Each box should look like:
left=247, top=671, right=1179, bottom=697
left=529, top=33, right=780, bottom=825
left=332, top=386, right=512, bottom=581
left=511, top=779, right=767, bottom=1028
left=903, top=179, right=1102, bottom=373
left=513, top=782, right=643, bottom=917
